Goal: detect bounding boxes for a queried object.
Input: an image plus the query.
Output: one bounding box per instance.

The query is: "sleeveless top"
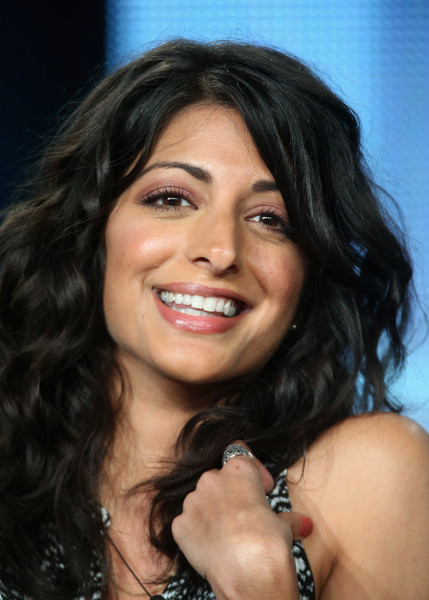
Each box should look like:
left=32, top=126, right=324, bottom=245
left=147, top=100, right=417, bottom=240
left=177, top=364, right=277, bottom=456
left=0, top=469, right=315, bottom=600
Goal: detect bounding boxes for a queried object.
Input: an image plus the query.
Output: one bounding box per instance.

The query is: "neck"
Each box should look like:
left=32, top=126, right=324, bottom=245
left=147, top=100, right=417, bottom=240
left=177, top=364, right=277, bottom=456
left=100, top=353, right=219, bottom=510
left=100, top=354, right=230, bottom=594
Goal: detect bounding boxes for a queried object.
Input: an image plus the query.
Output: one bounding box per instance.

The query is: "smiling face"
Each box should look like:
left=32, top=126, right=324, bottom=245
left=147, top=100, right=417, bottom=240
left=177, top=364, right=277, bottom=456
left=103, top=104, right=306, bottom=393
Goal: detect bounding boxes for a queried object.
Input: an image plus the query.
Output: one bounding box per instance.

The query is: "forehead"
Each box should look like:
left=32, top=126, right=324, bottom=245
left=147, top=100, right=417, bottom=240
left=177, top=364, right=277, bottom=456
left=146, top=103, right=272, bottom=177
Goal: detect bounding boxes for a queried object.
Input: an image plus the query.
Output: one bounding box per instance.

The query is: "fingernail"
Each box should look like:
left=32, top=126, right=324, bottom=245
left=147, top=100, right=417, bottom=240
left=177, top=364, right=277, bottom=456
left=299, top=516, right=313, bottom=538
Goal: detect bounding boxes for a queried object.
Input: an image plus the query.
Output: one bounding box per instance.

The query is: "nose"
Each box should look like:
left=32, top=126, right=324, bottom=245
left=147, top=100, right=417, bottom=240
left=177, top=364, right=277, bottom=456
left=185, top=209, right=241, bottom=275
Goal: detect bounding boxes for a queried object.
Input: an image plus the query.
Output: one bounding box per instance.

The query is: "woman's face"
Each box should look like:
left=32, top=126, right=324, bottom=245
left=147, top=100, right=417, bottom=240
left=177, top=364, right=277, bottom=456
left=103, top=104, right=306, bottom=390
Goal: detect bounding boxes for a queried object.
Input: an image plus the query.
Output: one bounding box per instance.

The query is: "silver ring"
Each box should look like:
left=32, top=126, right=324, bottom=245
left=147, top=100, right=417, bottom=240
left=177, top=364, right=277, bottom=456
left=222, top=443, right=255, bottom=466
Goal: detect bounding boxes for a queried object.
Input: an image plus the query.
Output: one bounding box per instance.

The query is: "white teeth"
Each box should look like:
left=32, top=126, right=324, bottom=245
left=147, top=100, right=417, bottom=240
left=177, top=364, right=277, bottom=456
left=203, top=297, right=217, bottom=312
left=191, top=295, right=204, bottom=309
left=158, top=290, right=240, bottom=317
left=216, top=298, right=225, bottom=313
left=175, top=307, right=203, bottom=316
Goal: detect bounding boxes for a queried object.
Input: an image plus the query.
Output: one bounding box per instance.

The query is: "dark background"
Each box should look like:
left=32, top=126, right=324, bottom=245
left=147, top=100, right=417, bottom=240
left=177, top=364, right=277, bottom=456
left=1, top=0, right=105, bottom=207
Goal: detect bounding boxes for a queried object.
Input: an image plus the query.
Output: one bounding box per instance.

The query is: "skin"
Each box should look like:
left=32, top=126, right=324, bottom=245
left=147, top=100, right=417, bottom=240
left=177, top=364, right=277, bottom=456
left=102, top=104, right=429, bottom=599
left=174, top=414, right=429, bottom=600
left=289, top=413, right=429, bottom=599
left=172, top=448, right=309, bottom=600
left=103, top=104, right=306, bottom=392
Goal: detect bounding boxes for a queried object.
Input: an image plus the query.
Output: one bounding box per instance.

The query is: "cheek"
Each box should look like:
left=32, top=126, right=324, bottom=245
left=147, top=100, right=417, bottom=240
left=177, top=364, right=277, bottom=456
left=105, top=222, right=175, bottom=276
left=254, top=247, right=307, bottom=308
left=279, top=261, right=306, bottom=303
left=135, top=233, right=178, bottom=265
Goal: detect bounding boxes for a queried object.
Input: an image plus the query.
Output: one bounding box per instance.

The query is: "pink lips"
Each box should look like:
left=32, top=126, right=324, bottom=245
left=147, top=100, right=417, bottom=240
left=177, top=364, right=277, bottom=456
left=153, top=283, right=249, bottom=334
left=154, top=282, right=248, bottom=303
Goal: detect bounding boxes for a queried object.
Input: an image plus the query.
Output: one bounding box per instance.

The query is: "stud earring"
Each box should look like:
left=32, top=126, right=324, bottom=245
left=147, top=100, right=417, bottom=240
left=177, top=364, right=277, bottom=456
left=291, top=323, right=297, bottom=330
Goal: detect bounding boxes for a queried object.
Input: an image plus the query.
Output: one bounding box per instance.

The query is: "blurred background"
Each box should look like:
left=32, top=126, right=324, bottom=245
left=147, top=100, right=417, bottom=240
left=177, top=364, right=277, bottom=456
left=1, top=0, right=428, bottom=429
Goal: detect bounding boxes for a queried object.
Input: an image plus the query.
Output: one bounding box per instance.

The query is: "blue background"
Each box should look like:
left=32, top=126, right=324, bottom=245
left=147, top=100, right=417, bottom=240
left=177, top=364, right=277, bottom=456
left=105, top=0, right=429, bottom=429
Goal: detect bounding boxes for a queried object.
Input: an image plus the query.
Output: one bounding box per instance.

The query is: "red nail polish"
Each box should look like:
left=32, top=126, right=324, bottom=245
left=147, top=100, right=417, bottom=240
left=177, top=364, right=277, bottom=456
left=299, top=516, right=313, bottom=537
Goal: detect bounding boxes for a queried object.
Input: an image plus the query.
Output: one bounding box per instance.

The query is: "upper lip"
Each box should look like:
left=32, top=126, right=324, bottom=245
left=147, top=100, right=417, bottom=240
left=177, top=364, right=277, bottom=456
left=153, top=282, right=251, bottom=307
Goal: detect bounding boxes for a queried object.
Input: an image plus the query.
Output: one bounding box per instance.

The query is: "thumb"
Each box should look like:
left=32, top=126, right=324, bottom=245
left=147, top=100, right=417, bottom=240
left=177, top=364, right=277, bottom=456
left=229, top=440, right=274, bottom=493
left=277, top=511, right=313, bottom=541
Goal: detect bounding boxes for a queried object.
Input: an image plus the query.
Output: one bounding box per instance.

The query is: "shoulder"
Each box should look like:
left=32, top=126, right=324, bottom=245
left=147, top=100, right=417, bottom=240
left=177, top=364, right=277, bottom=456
left=316, top=411, right=429, bottom=473
left=293, top=412, right=429, bottom=490
left=288, top=414, right=429, bottom=598
left=289, top=412, right=429, bottom=495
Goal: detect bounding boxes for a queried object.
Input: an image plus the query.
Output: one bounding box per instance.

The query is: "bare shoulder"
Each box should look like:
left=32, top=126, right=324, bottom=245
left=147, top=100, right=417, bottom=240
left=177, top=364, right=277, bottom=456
left=287, top=414, right=429, bottom=599
left=294, top=412, right=429, bottom=489
left=319, top=411, right=429, bottom=469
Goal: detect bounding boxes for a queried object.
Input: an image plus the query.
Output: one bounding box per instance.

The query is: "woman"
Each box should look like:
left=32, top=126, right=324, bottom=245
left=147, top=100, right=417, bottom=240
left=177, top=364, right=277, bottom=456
left=0, top=39, right=428, bottom=600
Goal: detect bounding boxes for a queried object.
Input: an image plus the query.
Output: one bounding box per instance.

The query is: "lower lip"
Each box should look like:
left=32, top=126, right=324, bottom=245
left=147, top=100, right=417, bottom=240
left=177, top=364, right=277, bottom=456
left=154, top=293, right=246, bottom=334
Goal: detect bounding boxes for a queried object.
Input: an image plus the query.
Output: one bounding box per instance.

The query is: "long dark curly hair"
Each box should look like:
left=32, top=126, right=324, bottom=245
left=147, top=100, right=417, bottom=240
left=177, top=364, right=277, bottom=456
left=0, top=39, right=413, bottom=598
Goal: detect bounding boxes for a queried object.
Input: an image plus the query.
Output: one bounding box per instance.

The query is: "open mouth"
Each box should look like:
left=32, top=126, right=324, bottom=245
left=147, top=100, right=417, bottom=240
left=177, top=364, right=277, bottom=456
left=157, top=290, right=243, bottom=318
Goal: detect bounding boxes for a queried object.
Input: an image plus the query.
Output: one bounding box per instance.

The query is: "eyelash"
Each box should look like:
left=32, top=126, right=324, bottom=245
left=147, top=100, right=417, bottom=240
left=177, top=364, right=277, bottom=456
left=140, top=187, right=194, bottom=211
left=140, top=187, right=293, bottom=236
left=248, top=209, right=294, bottom=237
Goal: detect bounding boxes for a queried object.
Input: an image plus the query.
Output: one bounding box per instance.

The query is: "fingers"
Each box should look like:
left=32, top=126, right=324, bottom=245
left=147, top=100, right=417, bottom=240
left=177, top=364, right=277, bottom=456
left=222, top=442, right=313, bottom=541
left=223, top=440, right=313, bottom=541
left=223, top=440, right=274, bottom=493
left=277, top=511, right=313, bottom=541
left=172, top=442, right=314, bottom=591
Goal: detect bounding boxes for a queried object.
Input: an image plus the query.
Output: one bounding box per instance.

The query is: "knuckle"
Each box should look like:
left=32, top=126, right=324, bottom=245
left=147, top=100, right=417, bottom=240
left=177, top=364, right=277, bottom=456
left=225, top=456, right=255, bottom=474
left=196, top=469, right=217, bottom=489
left=182, top=489, right=196, bottom=511
left=171, top=513, right=183, bottom=539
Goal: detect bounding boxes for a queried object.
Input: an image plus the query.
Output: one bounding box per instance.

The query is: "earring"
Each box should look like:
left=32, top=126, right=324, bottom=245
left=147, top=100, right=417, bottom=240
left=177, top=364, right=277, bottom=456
left=291, top=323, right=297, bottom=330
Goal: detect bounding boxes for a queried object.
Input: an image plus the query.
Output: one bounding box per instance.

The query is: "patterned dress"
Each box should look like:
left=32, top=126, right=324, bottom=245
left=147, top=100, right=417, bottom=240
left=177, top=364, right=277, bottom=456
left=0, top=469, right=315, bottom=600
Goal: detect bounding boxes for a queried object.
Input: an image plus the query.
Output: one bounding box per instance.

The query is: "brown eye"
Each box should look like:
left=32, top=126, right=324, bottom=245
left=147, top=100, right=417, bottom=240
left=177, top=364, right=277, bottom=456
left=259, top=214, right=282, bottom=228
left=158, top=195, right=188, bottom=207
left=149, top=194, right=191, bottom=207
left=140, top=186, right=194, bottom=210
left=249, top=212, right=289, bottom=233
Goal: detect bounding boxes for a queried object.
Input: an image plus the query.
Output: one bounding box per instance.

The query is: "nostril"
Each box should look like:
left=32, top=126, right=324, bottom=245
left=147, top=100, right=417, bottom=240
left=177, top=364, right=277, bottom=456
left=186, top=223, right=240, bottom=274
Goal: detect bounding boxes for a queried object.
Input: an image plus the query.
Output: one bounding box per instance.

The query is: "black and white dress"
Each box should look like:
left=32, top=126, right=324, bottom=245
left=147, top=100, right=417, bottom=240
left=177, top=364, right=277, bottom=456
left=0, top=469, right=315, bottom=600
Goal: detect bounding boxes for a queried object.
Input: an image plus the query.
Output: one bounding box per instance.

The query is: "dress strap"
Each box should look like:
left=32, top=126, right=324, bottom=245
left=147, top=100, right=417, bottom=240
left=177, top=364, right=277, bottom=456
left=266, top=468, right=316, bottom=599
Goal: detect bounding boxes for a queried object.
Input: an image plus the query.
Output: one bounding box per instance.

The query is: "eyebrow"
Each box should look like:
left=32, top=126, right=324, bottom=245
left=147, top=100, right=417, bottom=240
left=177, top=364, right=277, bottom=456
left=140, top=161, right=212, bottom=183
left=251, top=180, right=279, bottom=193
left=140, top=161, right=279, bottom=193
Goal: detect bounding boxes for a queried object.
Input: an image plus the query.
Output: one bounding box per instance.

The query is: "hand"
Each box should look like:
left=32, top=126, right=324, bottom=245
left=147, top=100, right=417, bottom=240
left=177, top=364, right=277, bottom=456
left=172, top=442, right=313, bottom=600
